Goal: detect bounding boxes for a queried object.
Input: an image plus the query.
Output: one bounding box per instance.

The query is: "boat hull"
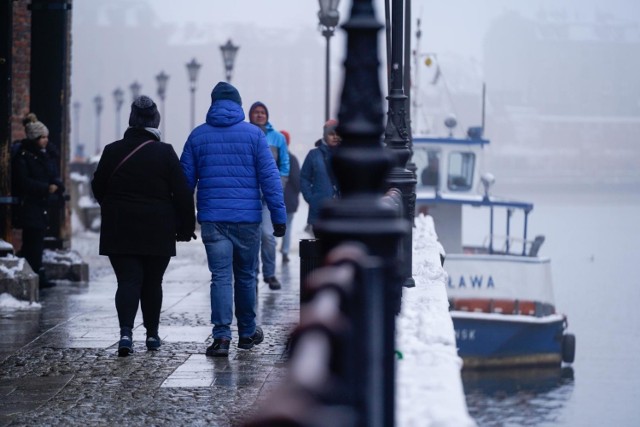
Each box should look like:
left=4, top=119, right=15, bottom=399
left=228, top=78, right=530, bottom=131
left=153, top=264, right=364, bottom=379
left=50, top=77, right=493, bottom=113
left=452, top=312, right=566, bottom=369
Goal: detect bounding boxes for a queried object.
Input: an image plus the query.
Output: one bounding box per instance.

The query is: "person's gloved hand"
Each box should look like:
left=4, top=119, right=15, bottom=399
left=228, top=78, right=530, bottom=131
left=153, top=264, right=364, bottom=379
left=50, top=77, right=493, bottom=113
left=273, top=223, right=286, bottom=237
left=177, top=232, right=197, bottom=242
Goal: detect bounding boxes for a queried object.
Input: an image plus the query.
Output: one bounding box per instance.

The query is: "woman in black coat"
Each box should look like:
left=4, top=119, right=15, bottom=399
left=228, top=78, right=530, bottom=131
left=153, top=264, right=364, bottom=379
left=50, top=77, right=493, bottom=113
left=91, top=95, right=195, bottom=357
left=12, top=115, right=63, bottom=289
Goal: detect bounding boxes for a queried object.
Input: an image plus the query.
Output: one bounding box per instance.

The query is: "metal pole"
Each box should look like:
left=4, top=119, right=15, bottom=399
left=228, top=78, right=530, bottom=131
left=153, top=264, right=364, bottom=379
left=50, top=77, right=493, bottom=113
left=190, top=87, right=195, bottom=130
left=160, top=98, right=166, bottom=137
left=115, top=105, right=121, bottom=139
left=314, top=0, right=410, bottom=424
left=95, top=114, right=100, bottom=154
left=324, top=31, right=331, bottom=122
left=72, top=101, right=80, bottom=158
left=384, top=0, right=416, bottom=288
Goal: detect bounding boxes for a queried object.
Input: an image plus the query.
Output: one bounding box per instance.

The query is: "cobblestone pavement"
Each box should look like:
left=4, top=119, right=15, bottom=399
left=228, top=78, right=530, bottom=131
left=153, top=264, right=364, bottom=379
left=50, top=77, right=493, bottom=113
left=0, top=234, right=301, bottom=426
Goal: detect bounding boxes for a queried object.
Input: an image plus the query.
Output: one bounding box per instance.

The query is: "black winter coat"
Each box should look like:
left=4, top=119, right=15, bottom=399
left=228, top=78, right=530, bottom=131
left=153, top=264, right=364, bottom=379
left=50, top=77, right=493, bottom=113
left=12, top=142, right=63, bottom=230
left=284, top=151, right=300, bottom=214
left=91, top=128, right=195, bottom=257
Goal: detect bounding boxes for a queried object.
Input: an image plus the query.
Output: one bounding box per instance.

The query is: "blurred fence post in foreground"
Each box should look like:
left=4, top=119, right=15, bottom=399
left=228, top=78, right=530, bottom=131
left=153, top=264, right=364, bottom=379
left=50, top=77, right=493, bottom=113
left=244, top=0, right=409, bottom=424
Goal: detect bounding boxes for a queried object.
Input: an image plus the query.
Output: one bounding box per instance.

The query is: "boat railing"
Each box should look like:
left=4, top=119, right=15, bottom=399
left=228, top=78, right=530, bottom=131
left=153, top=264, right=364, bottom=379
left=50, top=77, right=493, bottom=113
left=479, top=234, right=545, bottom=257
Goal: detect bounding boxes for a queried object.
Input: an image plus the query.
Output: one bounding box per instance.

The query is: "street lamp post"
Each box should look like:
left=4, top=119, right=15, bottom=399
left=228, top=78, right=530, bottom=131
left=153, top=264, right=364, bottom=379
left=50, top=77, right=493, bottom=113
left=155, top=71, right=169, bottom=136
left=317, top=0, right=340, bottom=122
left=219, top=39, right=239, bottom=83
left=112, top=87, right=124, bottom=139
left=383, top=0, right=416, bottom=288
left=129, top=80, right=142, bottom=103
left=186, top=58, right=202, bottom=130
left=72, top=101, right=82, bottom=160
left=93, top=95, right=103, bottom=155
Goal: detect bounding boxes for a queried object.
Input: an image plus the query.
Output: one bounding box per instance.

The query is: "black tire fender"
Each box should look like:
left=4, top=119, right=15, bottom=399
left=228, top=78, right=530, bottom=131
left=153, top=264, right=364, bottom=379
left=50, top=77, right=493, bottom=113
left=562, top=333, right=576, bottom=364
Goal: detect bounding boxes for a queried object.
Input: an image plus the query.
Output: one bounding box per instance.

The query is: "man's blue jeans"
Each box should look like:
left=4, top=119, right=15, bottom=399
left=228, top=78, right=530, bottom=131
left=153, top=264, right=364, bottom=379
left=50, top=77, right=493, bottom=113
left=260, top=204, right=276, bottom=278
left=201, top=222, right=260, bottom=340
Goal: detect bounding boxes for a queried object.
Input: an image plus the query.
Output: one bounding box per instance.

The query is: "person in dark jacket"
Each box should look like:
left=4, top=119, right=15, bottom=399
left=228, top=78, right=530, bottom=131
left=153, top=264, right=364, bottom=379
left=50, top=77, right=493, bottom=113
left=91, top=95, right=196, bottom=357
left=12, top=114, right=64, bottom=289
left=180, top=82, right=286, bottom=358
left=300, top=120, right=341, bottom=236
left=279, top=130, right=300, bottom=264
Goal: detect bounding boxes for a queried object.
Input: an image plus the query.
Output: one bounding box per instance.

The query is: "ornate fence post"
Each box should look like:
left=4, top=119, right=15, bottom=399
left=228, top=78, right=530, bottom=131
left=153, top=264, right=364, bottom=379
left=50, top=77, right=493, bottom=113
left=314, top=0, right=410, bottom=424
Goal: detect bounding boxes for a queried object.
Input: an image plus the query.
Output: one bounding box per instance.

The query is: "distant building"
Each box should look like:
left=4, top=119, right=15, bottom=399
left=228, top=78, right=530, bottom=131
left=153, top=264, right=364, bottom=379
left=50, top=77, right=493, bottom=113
left=483, top=10, right=640, bottom=187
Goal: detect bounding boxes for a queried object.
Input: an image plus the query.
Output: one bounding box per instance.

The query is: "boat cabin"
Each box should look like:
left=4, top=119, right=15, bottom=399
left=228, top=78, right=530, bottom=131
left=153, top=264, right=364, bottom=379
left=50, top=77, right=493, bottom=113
left=413, top=131, right=488, bottom=254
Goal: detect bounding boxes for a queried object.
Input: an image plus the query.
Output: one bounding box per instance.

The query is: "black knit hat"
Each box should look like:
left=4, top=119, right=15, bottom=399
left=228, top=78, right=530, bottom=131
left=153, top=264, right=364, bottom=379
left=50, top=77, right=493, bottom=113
left=211, top=81, right=242, bottom=105
left=249, top=101, right=269, bottom=122
left=129, top=95, right=161, bottom=128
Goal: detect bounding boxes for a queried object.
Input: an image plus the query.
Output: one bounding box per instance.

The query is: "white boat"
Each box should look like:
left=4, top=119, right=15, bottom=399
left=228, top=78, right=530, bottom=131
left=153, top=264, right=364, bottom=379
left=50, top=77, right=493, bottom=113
left=412, top=126, right=576, bottom=369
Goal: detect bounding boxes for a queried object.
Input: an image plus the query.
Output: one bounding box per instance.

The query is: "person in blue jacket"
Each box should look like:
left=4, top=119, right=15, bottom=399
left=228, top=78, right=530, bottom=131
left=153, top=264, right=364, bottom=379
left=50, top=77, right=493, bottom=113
left=180, top=82, right=286, bottom=358
left=300, top=119, right=341, bottom=236
left=248, top=101, right=289, bottom=290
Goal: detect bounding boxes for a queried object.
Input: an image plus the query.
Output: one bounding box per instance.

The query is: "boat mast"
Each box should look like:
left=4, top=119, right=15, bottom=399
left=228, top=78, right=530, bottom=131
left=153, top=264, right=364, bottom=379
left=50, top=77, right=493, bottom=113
left=481, top=82, right=486, bottom=135
left=412, top=18, right=422, bottom=129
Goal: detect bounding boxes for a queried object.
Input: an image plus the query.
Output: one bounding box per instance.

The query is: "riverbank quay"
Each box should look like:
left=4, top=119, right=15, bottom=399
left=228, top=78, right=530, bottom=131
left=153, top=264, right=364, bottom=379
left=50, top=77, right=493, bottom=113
left=0, top=214, right=474, bottom=426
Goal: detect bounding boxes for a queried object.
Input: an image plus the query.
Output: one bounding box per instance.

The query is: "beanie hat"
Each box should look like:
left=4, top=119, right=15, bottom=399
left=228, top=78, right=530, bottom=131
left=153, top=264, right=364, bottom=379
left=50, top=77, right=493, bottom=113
left=129, top=95, right=161, bottom=129
left=24, top=113, right=49, bottom=140
left=211, top=81, right=242, bottom=105
left=281, top=130, right=291, bottom=146
left=249, top=101, right=269, bottom=123
left=323, top=119, right=338, bottom=139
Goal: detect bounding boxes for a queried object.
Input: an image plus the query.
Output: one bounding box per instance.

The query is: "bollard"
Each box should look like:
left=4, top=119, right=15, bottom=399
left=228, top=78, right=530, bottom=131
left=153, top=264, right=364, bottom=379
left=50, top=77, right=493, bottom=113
left=299, top=238, right=323, bottom=304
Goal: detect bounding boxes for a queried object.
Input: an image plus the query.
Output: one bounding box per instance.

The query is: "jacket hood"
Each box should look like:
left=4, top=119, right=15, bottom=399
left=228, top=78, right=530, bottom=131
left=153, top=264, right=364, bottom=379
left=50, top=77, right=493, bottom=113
left=206, top=100, right=245, bottom=127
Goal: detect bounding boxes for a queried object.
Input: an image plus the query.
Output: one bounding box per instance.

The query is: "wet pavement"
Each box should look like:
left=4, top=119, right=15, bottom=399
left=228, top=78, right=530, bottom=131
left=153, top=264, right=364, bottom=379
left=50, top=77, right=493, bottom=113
left=0, top=233, right=299, bottom=426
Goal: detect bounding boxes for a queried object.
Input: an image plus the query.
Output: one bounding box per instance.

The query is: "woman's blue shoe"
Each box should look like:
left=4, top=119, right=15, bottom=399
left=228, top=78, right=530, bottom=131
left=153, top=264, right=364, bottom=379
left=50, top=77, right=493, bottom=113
left=146, top=336, right=161, bottom=351
left=118, top=335, right=133, bottom=357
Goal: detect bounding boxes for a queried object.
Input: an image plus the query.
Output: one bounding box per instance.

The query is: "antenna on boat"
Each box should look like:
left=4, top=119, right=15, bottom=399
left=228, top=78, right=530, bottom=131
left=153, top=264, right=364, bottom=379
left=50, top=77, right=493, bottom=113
left=481, top=82, right=486, bottom=135
left=412, top=18, right=422, bottom=127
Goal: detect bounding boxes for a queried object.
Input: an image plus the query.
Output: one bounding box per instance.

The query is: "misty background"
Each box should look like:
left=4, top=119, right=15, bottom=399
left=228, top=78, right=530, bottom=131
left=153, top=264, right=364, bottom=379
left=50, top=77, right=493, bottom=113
left=70, top=0, right=640, bottom=192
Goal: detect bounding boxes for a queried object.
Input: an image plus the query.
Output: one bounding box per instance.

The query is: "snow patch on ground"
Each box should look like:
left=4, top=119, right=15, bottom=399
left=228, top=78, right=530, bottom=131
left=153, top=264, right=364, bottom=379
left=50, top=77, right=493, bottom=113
left=0, top=293, right=41, bottom=310
left=0, top=255, right=25, bottom=279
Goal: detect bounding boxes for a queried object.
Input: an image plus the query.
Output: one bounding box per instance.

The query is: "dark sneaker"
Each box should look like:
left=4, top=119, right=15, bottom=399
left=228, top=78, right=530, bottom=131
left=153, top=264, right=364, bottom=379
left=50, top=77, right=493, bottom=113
left=238, top=326, right=264, bottom=350
left=118, top=335, right=133, bottom=357
left=282, top=254, right=290, bottom=264
left=146, top=336, right=161, bottom=351
left=265, top=276, right=281, bottom=290
left=206, top=339, right=230, bottom=357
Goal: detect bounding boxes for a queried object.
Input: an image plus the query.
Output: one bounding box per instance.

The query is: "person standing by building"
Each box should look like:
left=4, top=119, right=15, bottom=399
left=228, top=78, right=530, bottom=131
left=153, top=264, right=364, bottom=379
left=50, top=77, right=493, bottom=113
left=279, top=130, right=300, bottom=264
left=300, top=119, right=341, bottom=236
left=91, top=95, right=196, bottom=357
left=12, top=114, right=64, bottom=289
left=180, top=82, right=286, bottom=357
left=248, top=101, right=289, bottom=290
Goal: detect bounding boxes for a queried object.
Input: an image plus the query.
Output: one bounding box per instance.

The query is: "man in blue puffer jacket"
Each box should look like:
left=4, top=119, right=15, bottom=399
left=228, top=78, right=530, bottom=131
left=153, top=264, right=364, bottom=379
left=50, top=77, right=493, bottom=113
left=180, top=81, right=286, bottom=358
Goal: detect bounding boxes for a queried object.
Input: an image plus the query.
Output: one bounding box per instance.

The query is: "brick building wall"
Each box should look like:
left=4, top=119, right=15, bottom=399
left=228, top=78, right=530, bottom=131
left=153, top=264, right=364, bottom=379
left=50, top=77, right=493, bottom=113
left=11, top=0, right=31, bottom=142
left=3, top=0, right=74, bottom=247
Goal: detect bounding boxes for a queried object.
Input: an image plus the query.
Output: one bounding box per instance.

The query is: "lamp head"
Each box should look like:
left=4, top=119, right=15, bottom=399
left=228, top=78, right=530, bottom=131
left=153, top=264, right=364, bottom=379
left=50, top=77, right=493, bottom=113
left=481, top=172, right=495, bottom=198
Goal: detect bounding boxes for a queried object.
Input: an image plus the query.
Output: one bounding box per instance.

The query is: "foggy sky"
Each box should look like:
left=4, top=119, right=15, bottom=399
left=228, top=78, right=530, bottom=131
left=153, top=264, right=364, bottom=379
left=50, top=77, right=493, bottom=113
left=71, top=0, right=640, bottom=187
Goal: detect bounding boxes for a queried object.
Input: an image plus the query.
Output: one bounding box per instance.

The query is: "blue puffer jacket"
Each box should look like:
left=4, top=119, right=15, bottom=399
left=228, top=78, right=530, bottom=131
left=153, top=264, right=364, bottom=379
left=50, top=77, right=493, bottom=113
left=180, top=99, right=286, bottom=225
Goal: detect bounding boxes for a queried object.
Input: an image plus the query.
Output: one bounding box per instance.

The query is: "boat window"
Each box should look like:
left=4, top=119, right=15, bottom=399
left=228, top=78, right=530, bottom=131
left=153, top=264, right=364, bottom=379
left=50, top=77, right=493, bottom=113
left=415, top=149, right=441, bottom=188
left=447, top=151, right=475, bottom=191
